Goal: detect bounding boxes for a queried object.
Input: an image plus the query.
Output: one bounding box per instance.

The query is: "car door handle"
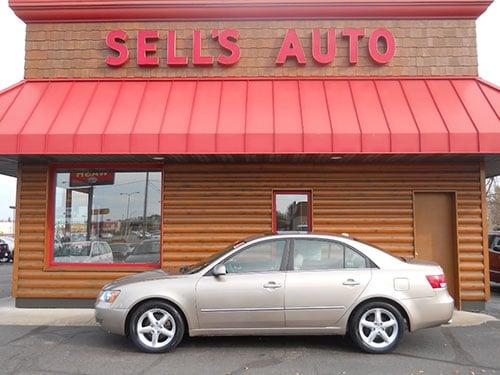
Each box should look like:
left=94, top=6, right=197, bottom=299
left=263, top=281, right=282, bottom=289
left=342, top=279, right=360, bottom=286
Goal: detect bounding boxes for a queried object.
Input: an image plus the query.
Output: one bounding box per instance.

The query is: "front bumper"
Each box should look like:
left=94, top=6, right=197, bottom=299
left=0, top=248, right=11, bottom=260
left=402, top=290, right=454, bottom=331
left=95, top=301, right=128, bottom=336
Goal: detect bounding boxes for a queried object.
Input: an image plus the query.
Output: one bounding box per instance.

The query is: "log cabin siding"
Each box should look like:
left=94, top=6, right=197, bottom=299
left=12, top=162, right=488, bottom=303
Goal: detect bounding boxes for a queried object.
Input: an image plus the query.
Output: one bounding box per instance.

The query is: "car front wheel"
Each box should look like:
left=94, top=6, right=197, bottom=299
left=349, top=301, right=405, bottom=354
left=128, top=300, right=185, bottom=353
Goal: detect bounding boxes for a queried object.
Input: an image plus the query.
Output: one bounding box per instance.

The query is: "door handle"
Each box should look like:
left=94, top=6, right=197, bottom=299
left=342, top=279, right=360, bottom=286
left=263, top=281, right=282, bottom=289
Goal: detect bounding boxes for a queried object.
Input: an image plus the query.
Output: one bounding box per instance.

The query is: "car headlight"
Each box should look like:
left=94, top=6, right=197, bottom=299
left=99, top=290, right=121, bottom=304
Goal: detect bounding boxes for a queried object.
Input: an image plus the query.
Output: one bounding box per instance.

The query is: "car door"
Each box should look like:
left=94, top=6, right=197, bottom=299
left=489, top=235, right=500, bottom=283
left=195, top=238, right=288, bottom=329
left=89, top=242, right=100, bottom=263
left=285, top=238, right=372, bottom=328
left=100, top=242, right=113, bottom=262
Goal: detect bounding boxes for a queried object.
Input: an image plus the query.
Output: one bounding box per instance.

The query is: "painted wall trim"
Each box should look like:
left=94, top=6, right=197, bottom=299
left=9, top=0, right=493, bottom=22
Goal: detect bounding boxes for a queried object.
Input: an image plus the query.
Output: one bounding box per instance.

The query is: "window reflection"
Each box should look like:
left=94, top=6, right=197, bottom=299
left=53, top=169, right=162, bottom=265
left=274, top=192, right=310, bottom=232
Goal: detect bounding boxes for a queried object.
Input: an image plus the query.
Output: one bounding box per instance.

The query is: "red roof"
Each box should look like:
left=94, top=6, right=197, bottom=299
left=0, top=78, right=498, bottom=155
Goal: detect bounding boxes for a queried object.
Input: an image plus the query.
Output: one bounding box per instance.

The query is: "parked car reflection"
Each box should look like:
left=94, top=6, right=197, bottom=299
left=110, top=243, right=133, bottom=262
left=54, top=241, right=113, bottom=263
left=125, top=240, right=160, bottom=264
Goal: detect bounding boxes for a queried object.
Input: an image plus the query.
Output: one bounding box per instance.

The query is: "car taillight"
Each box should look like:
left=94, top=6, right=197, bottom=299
left=426, top=274, right=447, bottom=289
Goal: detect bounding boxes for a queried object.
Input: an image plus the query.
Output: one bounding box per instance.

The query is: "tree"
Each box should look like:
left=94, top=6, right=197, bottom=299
left=487, top=177, right=500, bottom=230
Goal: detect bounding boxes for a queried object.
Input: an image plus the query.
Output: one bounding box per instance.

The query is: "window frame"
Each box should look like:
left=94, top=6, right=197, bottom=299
left=45, top=163, right=163, bottom=271
left=286, top=238, right=373, bottom=272
left=272, top=190, right=313, bottom=233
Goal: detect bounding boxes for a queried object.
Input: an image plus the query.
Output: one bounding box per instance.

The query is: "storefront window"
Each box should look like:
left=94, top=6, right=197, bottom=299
left=273, top=191, right=311, bottom=232
left=52, top=168, right=162, bottom=265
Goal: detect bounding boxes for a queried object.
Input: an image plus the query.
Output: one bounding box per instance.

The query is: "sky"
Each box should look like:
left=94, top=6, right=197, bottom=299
left=0, top=1, right=499, bottom=220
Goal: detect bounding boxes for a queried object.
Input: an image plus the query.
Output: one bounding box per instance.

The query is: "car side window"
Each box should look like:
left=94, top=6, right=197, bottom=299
left=100, top=243, right=111, bottom=255
left=344, top=247, right=368, bottom=268
left=494, top=237, right=500, bottom=251
left=91, top=243, right=99, bottom=257
left=224, top=240, right=286, bottom=274
left=292, top=239, right=368, bottom=270
left=490, top=236, right=500, bottom=252
left=293, top=239, right=344, bottom=270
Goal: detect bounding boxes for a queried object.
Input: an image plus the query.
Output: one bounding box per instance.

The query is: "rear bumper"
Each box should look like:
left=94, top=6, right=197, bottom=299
left=94, top=301, right=128, bottom=336
left=401, top=290, right=454, bottom=331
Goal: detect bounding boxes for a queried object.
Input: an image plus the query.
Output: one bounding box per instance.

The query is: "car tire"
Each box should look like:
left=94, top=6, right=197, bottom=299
left=349, top=301, right=405, bottom=354
left=0, top=254, right=9, bottom=263
left=128, top=300, right=185, bottom=353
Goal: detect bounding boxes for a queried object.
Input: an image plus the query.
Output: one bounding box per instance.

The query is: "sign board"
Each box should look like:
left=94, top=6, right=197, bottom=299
left=105, top=27, right=395, bottom=67
left=92, top=208, right=110, bottom=215
left=69, top=172, right=115, bottom=187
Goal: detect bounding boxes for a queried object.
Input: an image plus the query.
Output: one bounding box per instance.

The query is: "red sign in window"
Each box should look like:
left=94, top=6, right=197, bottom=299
left=69, top=172, right=115, bottom=187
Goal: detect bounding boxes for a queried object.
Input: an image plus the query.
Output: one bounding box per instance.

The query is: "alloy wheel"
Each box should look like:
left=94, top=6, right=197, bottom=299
left=136, top=308, right=176, bottom=349
left=358, top=307, right=399, bottom=350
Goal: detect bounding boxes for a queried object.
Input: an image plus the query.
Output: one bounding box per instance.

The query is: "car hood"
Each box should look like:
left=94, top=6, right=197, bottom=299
left=54, top=256, right=90, bottom=263
left=103, top=269, right=174, bottom=290
left=125, top=253, right=160, bottom=263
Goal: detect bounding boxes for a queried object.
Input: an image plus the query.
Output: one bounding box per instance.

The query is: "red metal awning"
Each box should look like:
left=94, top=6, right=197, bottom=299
left=0, top=77, right=498, bottom=155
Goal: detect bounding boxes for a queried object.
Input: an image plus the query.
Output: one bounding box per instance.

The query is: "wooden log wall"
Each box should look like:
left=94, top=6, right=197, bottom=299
left=11, top=162, right=488, bottom=303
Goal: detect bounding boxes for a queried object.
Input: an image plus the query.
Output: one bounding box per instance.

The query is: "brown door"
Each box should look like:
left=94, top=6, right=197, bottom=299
left=414, top=192, right=458, bottom=306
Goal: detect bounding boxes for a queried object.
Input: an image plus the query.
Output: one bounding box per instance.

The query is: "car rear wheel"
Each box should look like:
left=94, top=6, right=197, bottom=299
left=128, top=300, right=185, bottom=353
left=349, top=301, right=405, bottom=354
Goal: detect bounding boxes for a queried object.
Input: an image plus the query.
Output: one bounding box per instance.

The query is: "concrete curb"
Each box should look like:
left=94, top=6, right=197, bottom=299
left=0, top=297, right=96, bottom=326
left=445, top=310, right=497, bottom=327
left=0, top=297, right=497, bottom=327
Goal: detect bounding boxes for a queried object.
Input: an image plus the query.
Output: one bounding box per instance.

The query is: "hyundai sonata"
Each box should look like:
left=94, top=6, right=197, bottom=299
left=95, top=233, right=454, bottom=354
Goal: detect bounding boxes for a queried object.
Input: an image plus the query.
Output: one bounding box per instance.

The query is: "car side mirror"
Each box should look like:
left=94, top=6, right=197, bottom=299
left=494, top=245, right=500, bottom=252
left=212, top=264, right=227, bottom=277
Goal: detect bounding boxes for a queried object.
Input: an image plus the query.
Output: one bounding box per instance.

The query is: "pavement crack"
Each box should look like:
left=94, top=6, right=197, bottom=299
left=228, top=355, right=283, bottom=375
left=136, top=354, right=167, bottom=375
left=392, top=351, right=500, bottom=372
left=441, top=326, right=484, bottom=368
left=0, top=325, right=48, bottom=347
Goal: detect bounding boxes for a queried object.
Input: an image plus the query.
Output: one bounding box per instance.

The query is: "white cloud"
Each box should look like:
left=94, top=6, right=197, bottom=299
left=477, top=0, right=500, bottom=85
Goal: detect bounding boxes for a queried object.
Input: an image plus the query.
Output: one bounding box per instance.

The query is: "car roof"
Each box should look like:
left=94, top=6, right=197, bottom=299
left=63, top=241, right=92, bottom=245
left=248, top=232, right=353, bottom=241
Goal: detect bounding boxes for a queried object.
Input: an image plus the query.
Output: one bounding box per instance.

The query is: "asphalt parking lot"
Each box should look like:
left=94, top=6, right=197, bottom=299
left=0, top=321, right=499, bottom=374
left=1, top=263, right=500, bottom=374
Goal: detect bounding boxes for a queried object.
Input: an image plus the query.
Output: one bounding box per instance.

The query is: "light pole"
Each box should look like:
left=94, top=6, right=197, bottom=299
left=120, top=192, right=140, bottom=240
left=142, top=172, right=149, bottom=238
left=9, top=206, right=16, bottom=237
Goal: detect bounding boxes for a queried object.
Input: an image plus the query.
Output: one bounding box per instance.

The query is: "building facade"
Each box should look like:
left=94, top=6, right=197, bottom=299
left=1, top=0, right=499, bottom=310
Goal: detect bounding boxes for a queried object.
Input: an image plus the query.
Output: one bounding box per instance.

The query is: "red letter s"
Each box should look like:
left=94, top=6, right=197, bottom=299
left=105, top=30, right=129, bottom=67
left=213, top=29, right=240, bottom=66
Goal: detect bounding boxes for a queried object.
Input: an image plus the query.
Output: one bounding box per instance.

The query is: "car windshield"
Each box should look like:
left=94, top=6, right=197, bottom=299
left=133, top=241, right=160, bottom=255
left=111, top=244, right=128, bottom=252
left=55, top=243, right=91, bottom=257
left=179, top=241, right=247, bottom=274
